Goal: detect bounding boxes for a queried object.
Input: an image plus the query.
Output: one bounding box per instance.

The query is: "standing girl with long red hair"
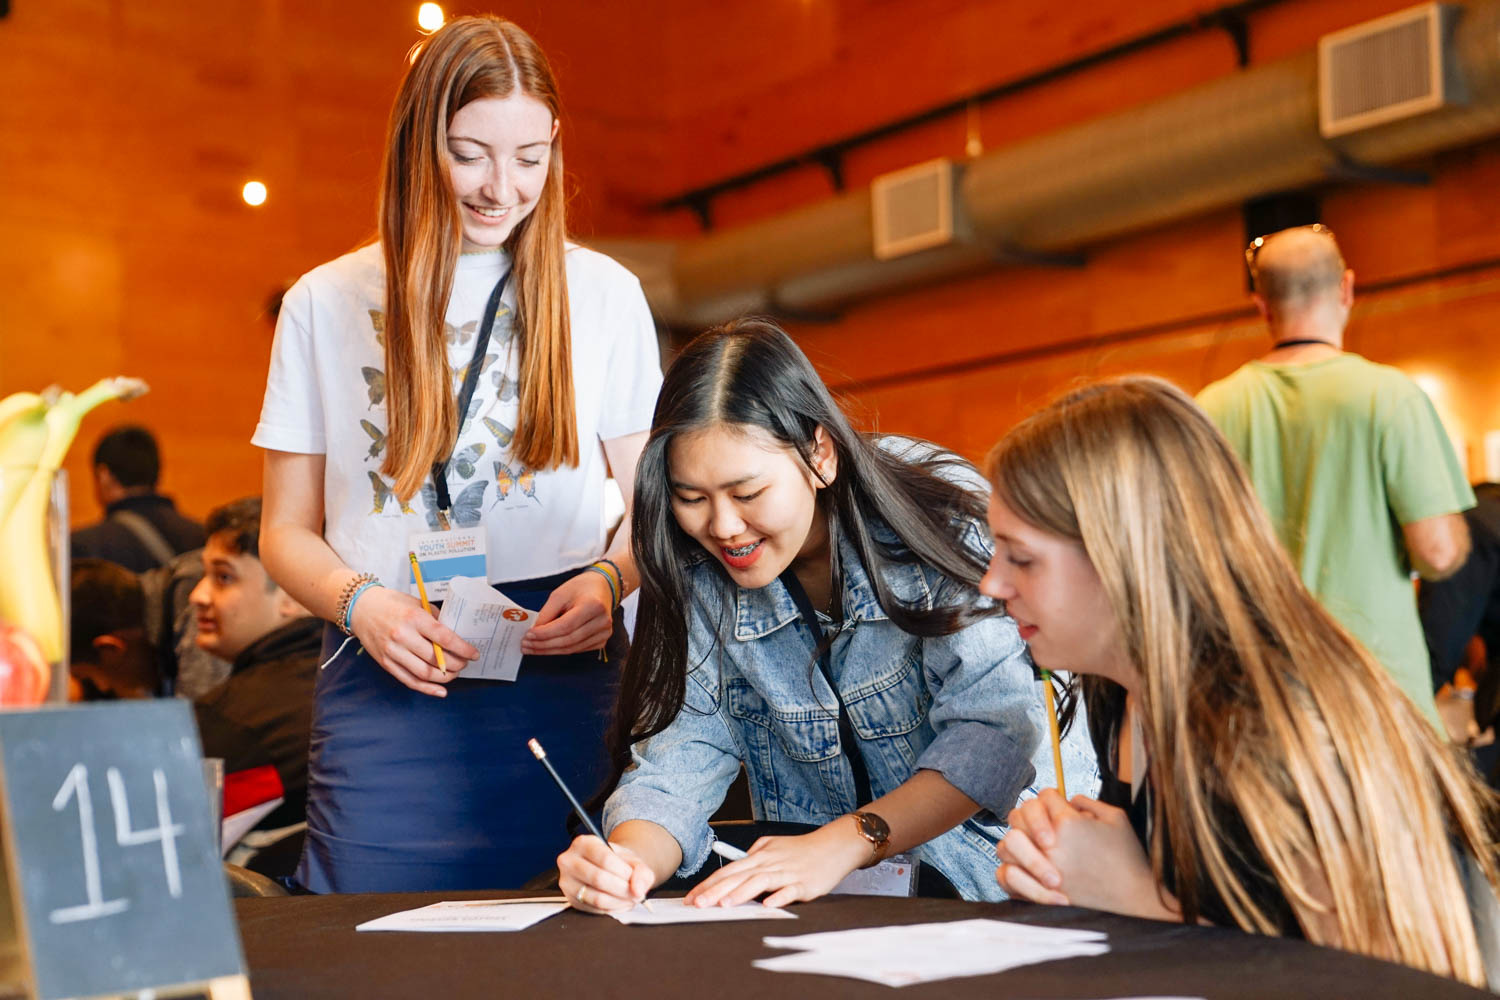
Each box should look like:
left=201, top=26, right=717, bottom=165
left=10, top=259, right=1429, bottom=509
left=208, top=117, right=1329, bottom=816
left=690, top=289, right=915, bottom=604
left=255, top=16, right=661, bottom=892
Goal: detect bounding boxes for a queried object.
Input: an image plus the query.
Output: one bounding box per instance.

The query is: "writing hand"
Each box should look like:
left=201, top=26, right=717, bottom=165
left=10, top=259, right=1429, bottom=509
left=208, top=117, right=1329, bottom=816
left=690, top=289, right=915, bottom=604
left=557, top=835, right=654, bottom=913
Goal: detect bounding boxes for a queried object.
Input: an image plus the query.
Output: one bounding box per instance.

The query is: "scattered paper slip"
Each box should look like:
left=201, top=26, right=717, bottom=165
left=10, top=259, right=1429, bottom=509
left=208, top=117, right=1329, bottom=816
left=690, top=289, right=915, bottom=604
left=437, top=576, right=534, bottom=681
left=754, top=918, right=1108, bottom=987
left=611, top=898, right=798, bottom=925
left=356, top=897, right=569, bottom=932
left=220, top=798, right=282, bottom=858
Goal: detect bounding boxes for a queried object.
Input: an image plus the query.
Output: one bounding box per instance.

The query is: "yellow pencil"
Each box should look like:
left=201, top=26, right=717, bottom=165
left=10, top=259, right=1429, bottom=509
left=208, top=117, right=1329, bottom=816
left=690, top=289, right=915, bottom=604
left=408, top=551, right=448, bottom=673
left=1040, top=669, right=1066, bottom=798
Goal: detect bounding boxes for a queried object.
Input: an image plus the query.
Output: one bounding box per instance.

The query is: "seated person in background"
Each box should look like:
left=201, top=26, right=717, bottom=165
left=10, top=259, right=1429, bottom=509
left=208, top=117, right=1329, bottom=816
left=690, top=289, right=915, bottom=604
left=69, top=558, right=164, bottom=699
left=190, top=497, right=319, bottom=832
left=1422, top=483, right=1500, bottom=746
left=558, top=319, right=1093, bottom=912
left=986, top=376, right=1500, bottom=990
left=140, top=549, right=231, bottom=701
left=72, top=425, right=205, bottom=573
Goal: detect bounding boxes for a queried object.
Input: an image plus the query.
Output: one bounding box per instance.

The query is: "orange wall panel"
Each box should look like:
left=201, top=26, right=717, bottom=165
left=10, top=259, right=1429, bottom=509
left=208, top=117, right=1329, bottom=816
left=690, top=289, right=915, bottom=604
left=7, top=0, right=1500, bottom=539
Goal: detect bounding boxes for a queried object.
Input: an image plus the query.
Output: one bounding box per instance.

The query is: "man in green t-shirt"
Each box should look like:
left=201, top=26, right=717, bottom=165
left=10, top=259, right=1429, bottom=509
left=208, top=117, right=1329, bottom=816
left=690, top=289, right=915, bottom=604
left=1198, top=225, right=1473, bottom=726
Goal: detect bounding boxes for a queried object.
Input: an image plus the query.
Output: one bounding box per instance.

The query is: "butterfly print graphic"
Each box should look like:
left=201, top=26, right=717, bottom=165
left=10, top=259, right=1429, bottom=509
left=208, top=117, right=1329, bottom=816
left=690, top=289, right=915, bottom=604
left=492, top=370, right=518, bottom=402
left=445, top=319, right=478, bottom=347
left=368, top=471, right=413, bottom=515
left=421, top=480, right=488, bottom=531
left=362, top=367, right=386, bottom=408
left=516, top=466, right=539, bottom=504
left=482, top=417, right=514, bottom=449
left=492, top=461, right=541, bottom=507
left=452, top=353, right=500, bottom=386
left=360, top=419, right=386, bottom=461
left=493, top=461, right=515, bottom=503
left=451, top=442, right=486, bottom=479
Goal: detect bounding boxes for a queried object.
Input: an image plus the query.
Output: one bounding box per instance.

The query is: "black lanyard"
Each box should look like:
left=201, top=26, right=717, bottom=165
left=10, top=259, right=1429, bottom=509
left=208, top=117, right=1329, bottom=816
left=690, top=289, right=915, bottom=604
left=778, top=568, right=873, bottom=806
left=431, top=269, right=510, bottom=528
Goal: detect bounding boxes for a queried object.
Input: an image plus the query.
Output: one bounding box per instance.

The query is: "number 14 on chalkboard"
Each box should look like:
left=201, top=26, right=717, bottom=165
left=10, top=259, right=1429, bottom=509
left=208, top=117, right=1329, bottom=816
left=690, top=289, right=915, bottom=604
left=50, top=763, right=184, bottom=925
left=0, top=701, right=248, bottom=1000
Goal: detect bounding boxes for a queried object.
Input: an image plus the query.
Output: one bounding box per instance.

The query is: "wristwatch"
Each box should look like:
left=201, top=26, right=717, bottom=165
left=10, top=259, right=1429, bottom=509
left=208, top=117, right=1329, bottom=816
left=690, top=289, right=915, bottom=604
left=849, top=811, right=892, bottom=868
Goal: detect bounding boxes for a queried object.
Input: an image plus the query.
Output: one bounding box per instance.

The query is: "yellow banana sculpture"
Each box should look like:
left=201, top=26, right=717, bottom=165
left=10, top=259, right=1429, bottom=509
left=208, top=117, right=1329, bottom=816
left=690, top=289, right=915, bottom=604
left=0, top=391, right=52, bottom=524
left=0, top=377, right=149, bottom=666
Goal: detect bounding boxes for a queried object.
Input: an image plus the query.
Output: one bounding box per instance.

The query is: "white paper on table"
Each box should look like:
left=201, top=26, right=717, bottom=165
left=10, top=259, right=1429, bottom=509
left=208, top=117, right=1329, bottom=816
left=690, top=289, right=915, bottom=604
left=436, top=576, right=535, bottom=681
left=220, top=798, right=283, bottom=858
left=753, top=918, right=1108, bottom=986
left=356, top=897, right=570, bottom=932
left=610, top=898, right=798, bottom=926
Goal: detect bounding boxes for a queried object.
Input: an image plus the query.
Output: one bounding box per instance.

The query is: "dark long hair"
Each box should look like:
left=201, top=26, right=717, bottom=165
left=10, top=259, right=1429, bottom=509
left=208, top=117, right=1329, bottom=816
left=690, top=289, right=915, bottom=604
left=598, top=317, right=998, bottom=804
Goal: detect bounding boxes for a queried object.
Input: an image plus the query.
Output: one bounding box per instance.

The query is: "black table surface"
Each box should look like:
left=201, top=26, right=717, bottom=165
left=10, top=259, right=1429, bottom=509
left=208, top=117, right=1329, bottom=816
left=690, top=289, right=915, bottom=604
left=234, top=891, right=1494, bottom=999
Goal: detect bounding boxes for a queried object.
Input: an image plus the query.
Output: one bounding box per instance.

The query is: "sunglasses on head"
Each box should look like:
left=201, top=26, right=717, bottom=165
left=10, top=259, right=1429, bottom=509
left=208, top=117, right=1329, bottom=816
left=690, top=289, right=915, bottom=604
left=1244, top=223, right=1336, bottom=276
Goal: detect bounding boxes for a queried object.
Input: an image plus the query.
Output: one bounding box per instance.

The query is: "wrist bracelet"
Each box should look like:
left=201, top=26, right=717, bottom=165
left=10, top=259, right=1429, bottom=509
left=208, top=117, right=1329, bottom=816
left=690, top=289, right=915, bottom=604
left=343, top=581, right=380, bottom=634
left=335, top=572, right=380, bottom=635
left=592, top=558, right=624, bottom=596
left=594, top=558, right=623, bottom=587
left=583, top=565, right=619, bottom=611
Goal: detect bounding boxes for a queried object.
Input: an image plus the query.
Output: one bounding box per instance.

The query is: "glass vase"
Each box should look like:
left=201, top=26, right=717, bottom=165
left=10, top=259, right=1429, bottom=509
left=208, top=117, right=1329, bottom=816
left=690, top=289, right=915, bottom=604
left=0, top=466, right=68, bottom=705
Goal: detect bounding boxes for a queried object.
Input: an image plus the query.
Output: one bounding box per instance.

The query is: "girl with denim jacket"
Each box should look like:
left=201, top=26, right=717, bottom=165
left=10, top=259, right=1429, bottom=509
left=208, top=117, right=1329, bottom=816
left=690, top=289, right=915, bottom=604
left=556, top=318, right=1093, bottom=910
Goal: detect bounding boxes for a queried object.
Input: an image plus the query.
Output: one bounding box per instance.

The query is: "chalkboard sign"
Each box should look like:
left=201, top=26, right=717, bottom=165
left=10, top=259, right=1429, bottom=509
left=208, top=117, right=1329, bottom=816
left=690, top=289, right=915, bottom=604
left=0, top=701, right=248, bottom=999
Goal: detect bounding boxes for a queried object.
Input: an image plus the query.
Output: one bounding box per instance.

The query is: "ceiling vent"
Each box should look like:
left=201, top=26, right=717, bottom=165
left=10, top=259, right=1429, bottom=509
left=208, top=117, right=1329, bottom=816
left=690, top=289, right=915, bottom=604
left=1319, top=3, right=1460, bottom=138
left=871, top=158, right=956, bottom=260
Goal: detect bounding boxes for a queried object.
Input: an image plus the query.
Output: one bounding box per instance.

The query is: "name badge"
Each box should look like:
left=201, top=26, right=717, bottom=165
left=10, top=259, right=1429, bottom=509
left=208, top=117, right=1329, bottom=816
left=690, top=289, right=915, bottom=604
left=829, top=853, right=920, bottom=897
left=407, top=526, right=488, bottom=601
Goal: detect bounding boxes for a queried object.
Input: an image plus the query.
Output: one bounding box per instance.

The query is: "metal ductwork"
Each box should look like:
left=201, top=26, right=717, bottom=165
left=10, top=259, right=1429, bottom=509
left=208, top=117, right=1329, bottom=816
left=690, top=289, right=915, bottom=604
left=599, top=0, right=1500, bottom=329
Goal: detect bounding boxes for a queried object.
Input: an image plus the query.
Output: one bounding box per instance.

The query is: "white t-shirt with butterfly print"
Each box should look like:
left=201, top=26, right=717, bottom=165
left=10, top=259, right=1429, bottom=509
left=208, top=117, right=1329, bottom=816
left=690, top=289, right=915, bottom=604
left=252, top=242, right=663, bottom=592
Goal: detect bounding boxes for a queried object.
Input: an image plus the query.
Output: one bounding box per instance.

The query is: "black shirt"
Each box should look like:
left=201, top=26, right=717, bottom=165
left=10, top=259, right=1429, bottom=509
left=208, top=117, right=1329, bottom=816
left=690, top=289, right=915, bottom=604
left=193, top=617, right=321, bottom=830
left=1093, top=720, right=1303, bottom=937
left=72, top=493, right=206, bottom=573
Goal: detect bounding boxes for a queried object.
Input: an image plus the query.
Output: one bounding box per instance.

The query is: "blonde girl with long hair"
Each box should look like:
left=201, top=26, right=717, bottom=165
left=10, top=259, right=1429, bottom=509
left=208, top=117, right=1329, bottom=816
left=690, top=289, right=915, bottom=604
left=255, top=16, right=662, bottom=892
left=984, top=375, right=1500, bottom=989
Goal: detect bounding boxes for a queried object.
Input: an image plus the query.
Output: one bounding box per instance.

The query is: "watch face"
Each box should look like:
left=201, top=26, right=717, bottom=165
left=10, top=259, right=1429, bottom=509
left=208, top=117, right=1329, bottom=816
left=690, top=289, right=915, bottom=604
left=855, top=811, right=890, bottom=843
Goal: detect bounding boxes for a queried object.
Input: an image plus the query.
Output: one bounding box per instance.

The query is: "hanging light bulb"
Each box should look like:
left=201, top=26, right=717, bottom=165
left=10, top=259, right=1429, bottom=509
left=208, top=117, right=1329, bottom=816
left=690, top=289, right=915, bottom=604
left=965, top=101, right=983, bottom=159
left=417, top=3, right=444, bottom=31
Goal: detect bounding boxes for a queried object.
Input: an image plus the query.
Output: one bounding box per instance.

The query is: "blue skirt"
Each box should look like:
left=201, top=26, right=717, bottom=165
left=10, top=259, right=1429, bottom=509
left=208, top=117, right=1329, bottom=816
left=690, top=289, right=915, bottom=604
left=296, top=570, right=621, bottom=893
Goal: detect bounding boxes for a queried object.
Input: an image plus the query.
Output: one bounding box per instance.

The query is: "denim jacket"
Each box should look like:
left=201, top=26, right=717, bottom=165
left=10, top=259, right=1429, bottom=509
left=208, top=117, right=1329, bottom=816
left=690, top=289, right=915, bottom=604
left=604, top=519, right=1098, bottom=901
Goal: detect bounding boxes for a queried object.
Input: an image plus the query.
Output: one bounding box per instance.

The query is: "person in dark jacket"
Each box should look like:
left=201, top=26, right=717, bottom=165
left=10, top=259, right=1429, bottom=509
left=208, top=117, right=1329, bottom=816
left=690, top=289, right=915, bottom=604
left=1421, top=482, right=1500, bottom=780
left=189, top=497, right=318, bottom=832
left=72, top=426, right=205, bottom=572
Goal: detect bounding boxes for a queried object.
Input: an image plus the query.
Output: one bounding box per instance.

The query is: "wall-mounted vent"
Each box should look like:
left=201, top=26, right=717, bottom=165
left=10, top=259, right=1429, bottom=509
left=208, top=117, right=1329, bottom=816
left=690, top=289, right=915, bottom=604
left=1319, top=3, right=1459, bottom=138
left=871, top=158, right=955, bottom=260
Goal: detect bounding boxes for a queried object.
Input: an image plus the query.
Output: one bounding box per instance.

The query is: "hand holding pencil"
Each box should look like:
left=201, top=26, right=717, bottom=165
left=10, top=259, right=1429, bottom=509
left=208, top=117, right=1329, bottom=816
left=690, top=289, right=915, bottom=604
left=343, top=564, right=478, bottom=699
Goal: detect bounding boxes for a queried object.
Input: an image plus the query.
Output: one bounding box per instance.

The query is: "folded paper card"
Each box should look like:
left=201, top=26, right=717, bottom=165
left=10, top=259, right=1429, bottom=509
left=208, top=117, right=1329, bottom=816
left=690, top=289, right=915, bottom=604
left=436, top=576, right=534, bottom=681
left=356, top=897, right=570, bottom=932
left=611, top=898, right=798, bottom=926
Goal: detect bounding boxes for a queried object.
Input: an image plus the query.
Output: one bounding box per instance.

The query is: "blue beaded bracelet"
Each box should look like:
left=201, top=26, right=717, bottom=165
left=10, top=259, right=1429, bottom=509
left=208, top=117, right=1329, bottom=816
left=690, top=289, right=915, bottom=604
left=342, top=580, right=381, bottom=634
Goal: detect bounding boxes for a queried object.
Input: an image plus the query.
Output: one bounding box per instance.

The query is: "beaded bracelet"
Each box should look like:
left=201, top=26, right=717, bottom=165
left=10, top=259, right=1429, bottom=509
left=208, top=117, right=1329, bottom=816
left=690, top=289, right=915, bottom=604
left=343, top=580, right=381, bottom=634
left=335, top=572, right=379, bottom=635
left=583, top=564, right=619, bottom=611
